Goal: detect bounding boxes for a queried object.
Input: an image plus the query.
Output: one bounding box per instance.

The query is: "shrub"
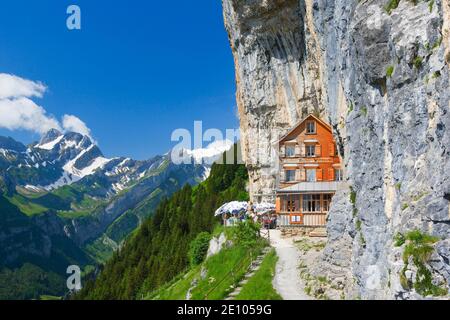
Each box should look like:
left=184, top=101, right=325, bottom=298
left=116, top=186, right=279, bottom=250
left=400, top=230, right=447, bottom=296
left=359, top=233, right=366, bottom=247
left=188, top=232, right=212, bottom=266
left=428, top=0, right=434, bottom=13
left=355, top=219, right=362, bottom=231
left=360, top=106, right=368, bottom=116
left=413, top=56, right=423, bottom=69
left=405, top=229, right=438, bottom=246
left=394, top=232, right=406, bottom=247
left=385, top=0, right=400, bottom=14
left=431, top=71, right=441, bottom=79
left=350, top=186, right=358, bottom=217
left=386, top=65, right=394, bottom=78
left=350, top=187, right=357, bottom=205
left=231, top=220, right=261, bottom=249
left=432, top=37, right=442, bottom=49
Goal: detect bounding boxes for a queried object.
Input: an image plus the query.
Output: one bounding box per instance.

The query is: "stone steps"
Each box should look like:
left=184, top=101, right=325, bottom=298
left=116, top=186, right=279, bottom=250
left=308, top=228, right=327, bottom=237
left=224, top=247, right=271, bottom=300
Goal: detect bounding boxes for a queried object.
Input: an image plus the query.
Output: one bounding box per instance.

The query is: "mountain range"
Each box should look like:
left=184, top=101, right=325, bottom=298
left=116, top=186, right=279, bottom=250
left=0, top=129, right=231, bottom=299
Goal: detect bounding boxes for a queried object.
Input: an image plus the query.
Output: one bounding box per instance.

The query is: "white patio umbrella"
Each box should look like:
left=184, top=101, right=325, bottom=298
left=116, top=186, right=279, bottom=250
left=214, top=201, right=249, bottom=217
left=252, top=202, right=276, bottom=215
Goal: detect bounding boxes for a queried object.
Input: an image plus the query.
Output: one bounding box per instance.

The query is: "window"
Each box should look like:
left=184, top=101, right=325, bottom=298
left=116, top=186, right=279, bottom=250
left=302, top=194, right=321, bottom=212
left=285, top=169, right=296, bottom=182
left=306, top=121, right=316, bottom=134
left=335, top=169, right=343, bottom=181
left=285, top=145, right=295, bottom=157
left=306, top=145, right=315, bottom=157
left=290, top=215, right=303, bottom=224
left=306, top=169, right=316, bottom=182
left=281, top=194, right=300, bottom=212
left=323, top=194, right=332, bottom=212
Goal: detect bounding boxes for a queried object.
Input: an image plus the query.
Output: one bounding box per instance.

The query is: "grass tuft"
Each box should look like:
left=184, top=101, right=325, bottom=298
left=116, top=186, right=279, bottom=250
left=385, top=0, right=400, bottom=14
left=428, top=0, right=434, bottom=13
left=394, top=232, right=406, bottom=247
left=413, top=56, right=423, bottom=69
left=386, top=65, right=394, bottom=78
left=400, top=230, right=447, bottom=297
left=360, top=106, right=368, bottom=117
left=235, top=249, right=282, bottom=300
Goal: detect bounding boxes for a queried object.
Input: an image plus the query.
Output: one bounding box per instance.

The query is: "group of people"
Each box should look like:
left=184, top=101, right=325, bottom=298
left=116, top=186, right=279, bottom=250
left=216, top=201, right=277, bottom=229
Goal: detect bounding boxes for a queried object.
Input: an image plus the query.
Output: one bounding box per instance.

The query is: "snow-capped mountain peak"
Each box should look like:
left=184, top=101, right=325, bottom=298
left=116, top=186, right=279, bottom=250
left=0, top=131, right=222, bottom=194
left=36, top=134, right=64, bottom=150
left=38, top=128, right=63, bottom=145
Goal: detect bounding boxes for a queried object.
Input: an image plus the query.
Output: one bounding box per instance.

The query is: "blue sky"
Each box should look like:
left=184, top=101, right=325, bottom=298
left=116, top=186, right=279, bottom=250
left=0, top=0, right=238, bottom=159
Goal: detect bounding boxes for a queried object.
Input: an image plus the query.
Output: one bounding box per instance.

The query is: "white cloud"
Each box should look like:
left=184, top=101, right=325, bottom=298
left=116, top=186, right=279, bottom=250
left=62, top=115, right=92, bottom=138
left=0, top=97, right=62, bottom=134
left=172, top=139, right=234, bottom=165
left=0, top=73, right=93, bottom=139
left=0, top=73, right=46, bottom=99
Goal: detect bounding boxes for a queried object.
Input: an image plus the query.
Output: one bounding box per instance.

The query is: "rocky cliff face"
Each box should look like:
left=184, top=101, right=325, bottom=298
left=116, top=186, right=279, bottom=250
left=223, top=0, right=327, bottom=201
left=223, top=0, right=450, bottom=299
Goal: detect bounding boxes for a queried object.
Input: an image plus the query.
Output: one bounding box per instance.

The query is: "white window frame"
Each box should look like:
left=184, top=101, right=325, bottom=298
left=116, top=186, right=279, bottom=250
left=285, top=169, right=296, bottom=182
left=306, top=121, right=316, bottom=134
left=302, top=194, right=321, bottom=213
left=306, top=145, right=315, bottom=157
left=323, top=194, right=332, bottom=212
left=335, top=169, right=343, bottom=181
left=285, top=145, right=295, bottom=157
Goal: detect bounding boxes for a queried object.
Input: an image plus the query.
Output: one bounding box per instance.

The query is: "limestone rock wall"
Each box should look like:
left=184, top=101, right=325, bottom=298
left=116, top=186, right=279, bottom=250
left=223, top=0, right=450, bottom=299
left=223, top=0, right=326, bottom=200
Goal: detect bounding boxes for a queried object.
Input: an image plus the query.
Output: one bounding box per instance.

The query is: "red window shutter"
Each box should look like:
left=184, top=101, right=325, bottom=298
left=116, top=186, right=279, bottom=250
left=329, top=168, right=335, bottom=181
left=315, top=145, right=321, bottom=157
left=317, top=168, right=323, bottom=181
left=329, top=143, right=335, bottom=156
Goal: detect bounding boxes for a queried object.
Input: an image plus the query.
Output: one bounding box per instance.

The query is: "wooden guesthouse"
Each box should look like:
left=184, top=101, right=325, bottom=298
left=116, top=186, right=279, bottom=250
left=275, top=114, right=343, bottom=229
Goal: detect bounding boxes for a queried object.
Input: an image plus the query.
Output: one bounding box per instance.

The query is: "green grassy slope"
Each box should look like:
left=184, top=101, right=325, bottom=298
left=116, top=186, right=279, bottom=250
left=75, top=146, right=249, bottom=300
left=147, top=223, right=269, bottom=301
left=0, top=194, right=93, bottom=300
left=235, top=249, right=282, bottom=300
left=147, top=241, right=264, bottom=300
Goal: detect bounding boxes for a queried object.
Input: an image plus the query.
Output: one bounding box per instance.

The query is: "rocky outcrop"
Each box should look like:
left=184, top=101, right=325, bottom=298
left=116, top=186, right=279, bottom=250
left=223, top=0, right=449, bottom=299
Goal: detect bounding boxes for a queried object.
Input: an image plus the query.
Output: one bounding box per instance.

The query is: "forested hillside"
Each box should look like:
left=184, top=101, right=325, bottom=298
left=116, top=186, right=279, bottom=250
left=0, top=132, right=211, bottom=299
left=0, top=182, right=92, bottom=299
left=76, top=146, right=248, bottom=299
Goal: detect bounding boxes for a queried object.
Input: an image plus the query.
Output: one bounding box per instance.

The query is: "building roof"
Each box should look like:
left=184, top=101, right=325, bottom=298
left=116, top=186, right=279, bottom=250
left=277, top=181, right=342, bottom=193
left=278, top=114, right=332, bottom=144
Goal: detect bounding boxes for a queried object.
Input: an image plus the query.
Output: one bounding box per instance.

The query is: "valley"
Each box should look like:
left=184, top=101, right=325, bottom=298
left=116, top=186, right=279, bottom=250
left=0, top=129, right=223, bottom=299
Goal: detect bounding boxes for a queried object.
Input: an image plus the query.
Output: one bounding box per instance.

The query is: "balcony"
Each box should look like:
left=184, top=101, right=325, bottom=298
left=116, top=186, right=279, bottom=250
left=277, top=181, right=344, bottom=193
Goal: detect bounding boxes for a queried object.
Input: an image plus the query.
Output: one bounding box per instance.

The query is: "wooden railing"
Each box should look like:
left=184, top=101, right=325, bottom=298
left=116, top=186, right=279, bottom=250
left=204, top=251, right=253, bottom=300
left=277, top=213, right=327, bottom=227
